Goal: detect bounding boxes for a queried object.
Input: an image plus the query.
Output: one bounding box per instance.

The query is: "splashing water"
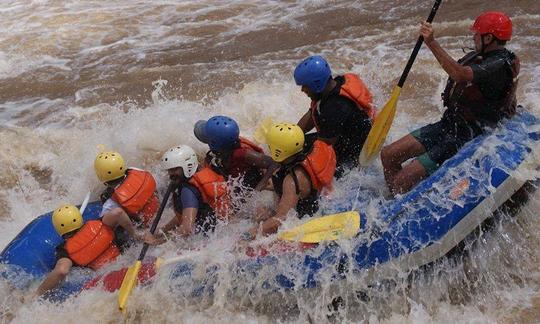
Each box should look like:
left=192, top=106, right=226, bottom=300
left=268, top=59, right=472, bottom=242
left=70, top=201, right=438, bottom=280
left=1, top=1, right=540, bottom=323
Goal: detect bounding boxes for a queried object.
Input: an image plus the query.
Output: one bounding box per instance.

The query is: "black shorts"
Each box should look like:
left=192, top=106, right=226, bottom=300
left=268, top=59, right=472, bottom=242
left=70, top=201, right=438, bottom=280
left=411, top=121, right=472, bottom=174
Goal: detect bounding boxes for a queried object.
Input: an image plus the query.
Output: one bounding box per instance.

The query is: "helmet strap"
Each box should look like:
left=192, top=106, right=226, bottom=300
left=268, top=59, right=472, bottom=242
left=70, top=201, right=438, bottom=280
left=311, top=91, right=323, bottom=101
left=282, top=149, right=306, bottom=168
left=170, top=173, right=186, bottom=183
left=100, top=186, right=115, bottom=203
left=480, top=34, right=495, bottom=54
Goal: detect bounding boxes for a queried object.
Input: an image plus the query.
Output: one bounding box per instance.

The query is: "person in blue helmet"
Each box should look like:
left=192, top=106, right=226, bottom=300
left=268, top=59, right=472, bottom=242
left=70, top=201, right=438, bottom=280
left=294, top=55, right=375, bottom=177
left=194, top=115, right=276, bottom=191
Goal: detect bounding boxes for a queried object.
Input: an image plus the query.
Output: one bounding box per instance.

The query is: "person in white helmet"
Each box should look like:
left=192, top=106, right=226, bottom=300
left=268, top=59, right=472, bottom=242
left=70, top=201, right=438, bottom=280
left=146, top=145, right=230, bottom=244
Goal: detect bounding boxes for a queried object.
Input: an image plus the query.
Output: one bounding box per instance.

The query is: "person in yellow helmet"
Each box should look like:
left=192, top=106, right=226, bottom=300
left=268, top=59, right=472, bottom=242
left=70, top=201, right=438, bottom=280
left=36, top=204, right=152, bottom=296
left=94, top=151, right=160, bottom=228
left=243, top=123, right=337, bottom=239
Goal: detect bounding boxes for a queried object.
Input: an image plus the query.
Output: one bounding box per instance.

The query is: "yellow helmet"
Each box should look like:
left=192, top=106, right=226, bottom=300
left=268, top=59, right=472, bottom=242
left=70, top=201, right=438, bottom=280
left=52, top=204, right=83, bottom=236
left=266, top=123, right=305, bottom=162
left=94, top=151, right=126, bottom=183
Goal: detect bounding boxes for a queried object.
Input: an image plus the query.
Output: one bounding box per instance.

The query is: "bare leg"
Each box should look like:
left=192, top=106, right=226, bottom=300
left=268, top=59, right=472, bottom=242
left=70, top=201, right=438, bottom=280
left=381, top=135, right=426, bottom=193
left=392, top=159, right=428, bottom=194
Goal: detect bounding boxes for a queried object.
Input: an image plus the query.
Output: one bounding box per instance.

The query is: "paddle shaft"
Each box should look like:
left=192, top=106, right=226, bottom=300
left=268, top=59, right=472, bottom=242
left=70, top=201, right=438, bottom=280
left=79, top=191, right=91, bottom=215
left=397, top=0, right=442, bottom=87
left=137, top=182, right=174, bottom=261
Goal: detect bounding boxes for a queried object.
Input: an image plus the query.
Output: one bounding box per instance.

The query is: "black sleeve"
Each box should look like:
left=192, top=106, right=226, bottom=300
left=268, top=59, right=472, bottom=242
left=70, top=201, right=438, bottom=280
left=317, top=96, right=357, bottom=138
left=55, top=243, right=70, bottom=262
left=471, top=56, right=508, bottom=84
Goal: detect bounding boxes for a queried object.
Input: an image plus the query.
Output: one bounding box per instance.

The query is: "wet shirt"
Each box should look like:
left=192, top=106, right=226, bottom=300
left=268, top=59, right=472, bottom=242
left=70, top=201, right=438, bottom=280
left=172, top=183, right=216, bottom=234
left=442, top=49, right=515, bottom=134
left=314, top=76, right=371, bottom=140
left=469, top=49, right=514, bottom=101
left=99, top=198, right=120, bottom=217
left=172, top=184, right=201, bottom=212
left=312, top=76, right=372, bottom=169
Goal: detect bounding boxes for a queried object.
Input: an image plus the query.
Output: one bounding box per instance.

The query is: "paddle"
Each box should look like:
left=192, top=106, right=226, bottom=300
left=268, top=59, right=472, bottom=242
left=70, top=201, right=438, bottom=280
left=278, top=211, right=360, bottom=243
left=85, top=241, right=311, bottom=293
left=359, top=0, right=443, bottom=166
left=79, top=191, right=91, bottom=215
left=86, top=211, right=359, bottom=294
left=118, top=181, right=174, bottom=312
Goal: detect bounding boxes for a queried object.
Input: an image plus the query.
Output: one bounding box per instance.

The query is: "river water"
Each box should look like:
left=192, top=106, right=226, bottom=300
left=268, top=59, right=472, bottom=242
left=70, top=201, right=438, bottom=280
left=0, top=0, right=539, bottom=323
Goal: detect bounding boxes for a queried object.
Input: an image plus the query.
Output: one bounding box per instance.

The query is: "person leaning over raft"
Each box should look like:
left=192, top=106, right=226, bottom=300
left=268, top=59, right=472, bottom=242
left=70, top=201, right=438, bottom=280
left=194, top=115, right=276, bottom=191
left=243, top=123, right=336, bottom=240
left=293, top=55, right=375, bottom=177
left=36, top=204, right=150, bottom=296
left=94, top=151, right=160, bottom=228
left=381, top=11, right=519, bottom=194
left=145, top=145, right=229, bottom=244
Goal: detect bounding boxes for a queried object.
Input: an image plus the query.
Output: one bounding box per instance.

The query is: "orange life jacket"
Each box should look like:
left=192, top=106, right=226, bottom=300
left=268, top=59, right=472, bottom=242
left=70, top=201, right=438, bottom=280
left=64, top=220, right=120, bottom=270
left=339, top=73, right=375, bottom=120
left=228, top=137, right=265, bottom=179
left=112, top=169, right=159, bottom=227
left=300, top=140, right=336, bottom=192
left=188, top=167, right=230, bottom=220
left=203, top=137, right=263, bottom=170
left=310, top=73, right=375, bottom=131
left=238, top=137, right=264, bottom=153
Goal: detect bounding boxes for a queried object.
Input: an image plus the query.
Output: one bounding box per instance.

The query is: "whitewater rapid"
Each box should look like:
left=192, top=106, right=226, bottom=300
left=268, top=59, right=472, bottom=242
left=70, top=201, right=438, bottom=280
left=1, top=1, right=540, bottom=323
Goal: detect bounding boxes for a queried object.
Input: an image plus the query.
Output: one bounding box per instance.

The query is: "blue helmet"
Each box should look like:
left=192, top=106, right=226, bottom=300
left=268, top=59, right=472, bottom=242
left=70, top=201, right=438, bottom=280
left=194, top=115, right=240, bottom=151
left=293, top=55, right=332, bottom=94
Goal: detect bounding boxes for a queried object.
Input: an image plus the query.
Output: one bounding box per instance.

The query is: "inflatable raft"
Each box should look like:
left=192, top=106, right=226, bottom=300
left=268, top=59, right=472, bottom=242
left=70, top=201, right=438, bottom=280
left=1, top=108, right=539, bottom=299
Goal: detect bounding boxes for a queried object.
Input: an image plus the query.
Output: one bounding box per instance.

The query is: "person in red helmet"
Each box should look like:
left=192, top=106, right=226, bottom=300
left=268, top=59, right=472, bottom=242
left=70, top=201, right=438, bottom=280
left=381, top=11, right=520, bottom=194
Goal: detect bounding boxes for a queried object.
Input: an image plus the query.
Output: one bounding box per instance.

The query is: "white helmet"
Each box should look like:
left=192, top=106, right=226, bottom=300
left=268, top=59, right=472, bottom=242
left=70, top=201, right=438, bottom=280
left=161, top=145, right=198, bottom=178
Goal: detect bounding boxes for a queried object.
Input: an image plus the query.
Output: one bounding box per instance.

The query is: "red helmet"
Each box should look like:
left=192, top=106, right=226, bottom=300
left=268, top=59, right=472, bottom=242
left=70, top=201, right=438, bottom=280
left=471, top=11, right=512, bottom=41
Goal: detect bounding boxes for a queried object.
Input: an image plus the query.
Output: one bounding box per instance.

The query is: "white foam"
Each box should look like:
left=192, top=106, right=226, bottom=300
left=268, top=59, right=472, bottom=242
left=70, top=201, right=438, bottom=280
left=1, top=1, right=539, bottom=322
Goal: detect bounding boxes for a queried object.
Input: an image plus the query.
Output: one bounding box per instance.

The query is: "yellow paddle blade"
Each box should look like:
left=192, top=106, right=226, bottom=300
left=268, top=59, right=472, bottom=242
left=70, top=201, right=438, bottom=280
left=118, top=260, right=142, bottom=313
left=278, top=211, right=360, bottom=243
left=359, top=86, right=402, bottom=166
left=253, top=117, right=274, bottom=144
